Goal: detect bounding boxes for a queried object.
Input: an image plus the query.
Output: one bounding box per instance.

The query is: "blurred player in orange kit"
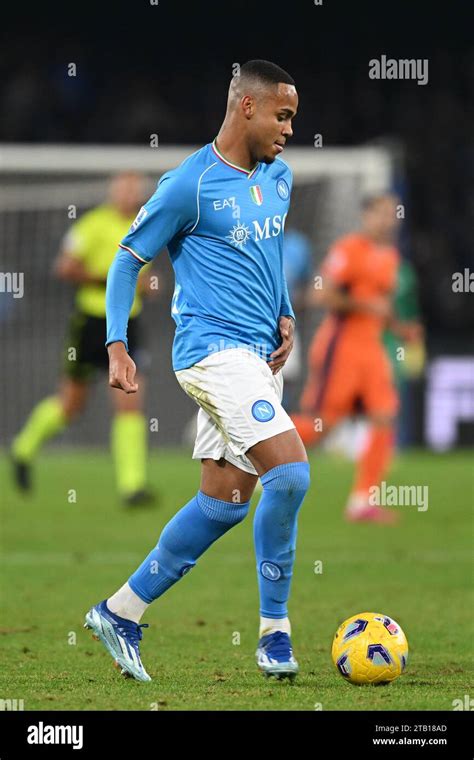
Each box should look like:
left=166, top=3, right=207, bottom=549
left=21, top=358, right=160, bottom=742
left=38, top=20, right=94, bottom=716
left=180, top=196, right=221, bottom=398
left=292, top=193, right=406, bottom=524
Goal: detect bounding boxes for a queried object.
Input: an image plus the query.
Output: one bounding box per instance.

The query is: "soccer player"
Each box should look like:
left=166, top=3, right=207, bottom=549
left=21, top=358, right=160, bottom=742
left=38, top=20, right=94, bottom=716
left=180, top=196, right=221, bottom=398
left=11, top=172, right=156, bottom=506
left=84, top=60, right=309, bottom=682
left=292, top=194, right=403, bottom=524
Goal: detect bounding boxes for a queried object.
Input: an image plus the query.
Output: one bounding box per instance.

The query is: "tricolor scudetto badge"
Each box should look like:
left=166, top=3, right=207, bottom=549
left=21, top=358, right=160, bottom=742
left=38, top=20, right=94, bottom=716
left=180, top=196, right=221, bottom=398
left=249, top=185, right=263, bottom=206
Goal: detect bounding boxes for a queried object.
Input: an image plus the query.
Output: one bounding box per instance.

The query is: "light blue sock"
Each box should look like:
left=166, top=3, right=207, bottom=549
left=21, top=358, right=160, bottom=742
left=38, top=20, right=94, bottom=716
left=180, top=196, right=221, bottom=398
left=254, top=461, right=310, bottom=619
left=128, top=491, right=250, bottom=603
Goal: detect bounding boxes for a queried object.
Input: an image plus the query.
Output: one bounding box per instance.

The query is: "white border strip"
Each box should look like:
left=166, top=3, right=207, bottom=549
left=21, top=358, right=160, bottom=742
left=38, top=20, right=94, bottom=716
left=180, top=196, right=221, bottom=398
left=189, top=162, right=218, bottom=233
left=119, top=243, right=148, bottom=264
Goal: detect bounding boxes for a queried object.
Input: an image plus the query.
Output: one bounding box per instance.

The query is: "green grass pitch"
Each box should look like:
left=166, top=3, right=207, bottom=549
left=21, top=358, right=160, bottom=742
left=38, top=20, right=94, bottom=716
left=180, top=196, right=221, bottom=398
left=0, top=448, right=472, bottom=711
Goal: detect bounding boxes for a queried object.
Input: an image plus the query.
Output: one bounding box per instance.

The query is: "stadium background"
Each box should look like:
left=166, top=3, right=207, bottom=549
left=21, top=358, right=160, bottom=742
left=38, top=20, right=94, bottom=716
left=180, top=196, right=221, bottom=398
left=0, top=1, right=472, bottom=452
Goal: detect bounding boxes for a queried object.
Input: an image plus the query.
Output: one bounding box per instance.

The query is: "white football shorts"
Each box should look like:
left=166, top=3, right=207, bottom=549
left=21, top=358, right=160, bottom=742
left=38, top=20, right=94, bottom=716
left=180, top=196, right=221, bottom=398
left=175, top=347, right=295, bottom=475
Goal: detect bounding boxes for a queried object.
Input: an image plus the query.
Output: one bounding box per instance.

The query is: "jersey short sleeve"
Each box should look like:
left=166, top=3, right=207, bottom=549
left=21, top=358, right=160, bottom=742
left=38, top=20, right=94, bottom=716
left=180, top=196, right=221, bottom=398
left=119, top=172, right=198, bottom=264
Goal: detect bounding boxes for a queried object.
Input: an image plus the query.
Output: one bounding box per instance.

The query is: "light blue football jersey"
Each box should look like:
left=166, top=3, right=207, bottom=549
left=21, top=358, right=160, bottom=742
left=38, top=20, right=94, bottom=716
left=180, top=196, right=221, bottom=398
left=119, top=140, right=295, bottom=371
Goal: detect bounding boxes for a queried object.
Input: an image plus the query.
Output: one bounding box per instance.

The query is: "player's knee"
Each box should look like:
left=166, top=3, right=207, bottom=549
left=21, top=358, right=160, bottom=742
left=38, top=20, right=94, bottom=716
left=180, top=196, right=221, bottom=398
left=261, top=461, right=311, bottom=499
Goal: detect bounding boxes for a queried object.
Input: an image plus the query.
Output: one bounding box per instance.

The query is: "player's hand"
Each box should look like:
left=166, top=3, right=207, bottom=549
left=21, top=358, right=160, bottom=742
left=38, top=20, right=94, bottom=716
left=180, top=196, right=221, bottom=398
left=268, top=316, right=295, bottom=375
left=107, top=342, right=139, bottom=393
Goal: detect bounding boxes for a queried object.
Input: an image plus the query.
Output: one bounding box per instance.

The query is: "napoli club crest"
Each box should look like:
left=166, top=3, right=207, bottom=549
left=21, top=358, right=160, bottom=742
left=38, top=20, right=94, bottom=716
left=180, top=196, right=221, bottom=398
left=260, top=561, right=282, bottom=581
left=251, top=399, right=275, bottom=422
left=276, top=178, right=289, bottom=200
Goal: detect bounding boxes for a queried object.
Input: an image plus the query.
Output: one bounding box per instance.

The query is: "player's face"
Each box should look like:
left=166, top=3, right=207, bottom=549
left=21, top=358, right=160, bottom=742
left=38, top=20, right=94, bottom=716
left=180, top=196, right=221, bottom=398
left=109, top=174, right=146, bottom=216
left=250, top=84, right=298, bottom=164
left=364, top=197, right=400, bottom=241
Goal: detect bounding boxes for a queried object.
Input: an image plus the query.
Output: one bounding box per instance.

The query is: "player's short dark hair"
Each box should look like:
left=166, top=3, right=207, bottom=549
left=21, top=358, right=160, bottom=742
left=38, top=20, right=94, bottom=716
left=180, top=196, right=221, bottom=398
left=238, top=60, right=295, bottom=88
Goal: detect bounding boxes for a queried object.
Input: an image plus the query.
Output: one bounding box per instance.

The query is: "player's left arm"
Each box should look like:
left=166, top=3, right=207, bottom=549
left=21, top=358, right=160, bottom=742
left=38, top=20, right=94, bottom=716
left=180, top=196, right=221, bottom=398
left=268, top=314, right=295, bottom=375
left=269, top=169, right=296, bottom=374
left=269, top=266, right=296, bottom=375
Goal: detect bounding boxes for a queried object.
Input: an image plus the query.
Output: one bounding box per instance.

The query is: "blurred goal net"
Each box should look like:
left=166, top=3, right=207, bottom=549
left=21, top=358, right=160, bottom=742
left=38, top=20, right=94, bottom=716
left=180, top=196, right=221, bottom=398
left=0, top=143, right=395, bottom=448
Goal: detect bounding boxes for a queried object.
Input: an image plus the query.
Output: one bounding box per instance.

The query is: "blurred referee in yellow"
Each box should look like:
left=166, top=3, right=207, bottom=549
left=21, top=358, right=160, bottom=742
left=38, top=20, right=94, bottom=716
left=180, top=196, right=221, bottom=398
left=11, top=172, right=156, bottom=506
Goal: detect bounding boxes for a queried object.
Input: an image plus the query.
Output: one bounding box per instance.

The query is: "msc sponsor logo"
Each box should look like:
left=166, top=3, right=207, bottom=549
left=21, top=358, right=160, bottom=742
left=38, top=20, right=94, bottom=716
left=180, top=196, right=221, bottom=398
left=226, top=222, right=252, bottom=248
left=227, top=213, right=288, bottom=248
left=253, top=213, right=288, bottom=241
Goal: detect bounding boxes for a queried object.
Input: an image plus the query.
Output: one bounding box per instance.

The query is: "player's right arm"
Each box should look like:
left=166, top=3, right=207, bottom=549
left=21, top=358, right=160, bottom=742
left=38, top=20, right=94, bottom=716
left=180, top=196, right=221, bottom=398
left=106, top=172, right=196, bottom=393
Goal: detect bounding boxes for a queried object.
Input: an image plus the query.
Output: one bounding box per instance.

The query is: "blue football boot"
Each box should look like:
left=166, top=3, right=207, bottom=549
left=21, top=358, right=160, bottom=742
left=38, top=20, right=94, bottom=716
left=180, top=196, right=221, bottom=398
left=84, top=600, right=151, bottom=682
left=256, top=630, right=299, bottom=681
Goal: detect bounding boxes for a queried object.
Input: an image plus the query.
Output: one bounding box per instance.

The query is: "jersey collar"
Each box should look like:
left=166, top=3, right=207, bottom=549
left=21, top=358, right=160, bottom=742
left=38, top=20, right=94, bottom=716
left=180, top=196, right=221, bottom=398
left=211, top=139, right=259, bottom=179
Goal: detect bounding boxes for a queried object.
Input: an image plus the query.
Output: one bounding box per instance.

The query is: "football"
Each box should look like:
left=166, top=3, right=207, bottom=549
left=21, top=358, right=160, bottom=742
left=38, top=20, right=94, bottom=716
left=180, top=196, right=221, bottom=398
left=332, top=612, right=408, bottom=685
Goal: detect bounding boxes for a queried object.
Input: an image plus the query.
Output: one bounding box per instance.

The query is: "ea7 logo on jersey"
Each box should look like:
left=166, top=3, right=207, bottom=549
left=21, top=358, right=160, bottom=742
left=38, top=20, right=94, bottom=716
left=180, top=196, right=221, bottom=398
left=213, top=197, right=237, bottom=211
left=129, top=206, right=148, bottom=232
